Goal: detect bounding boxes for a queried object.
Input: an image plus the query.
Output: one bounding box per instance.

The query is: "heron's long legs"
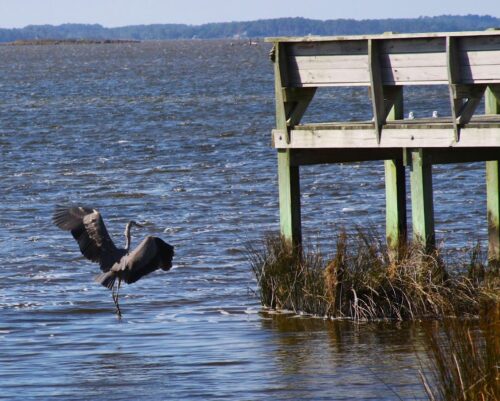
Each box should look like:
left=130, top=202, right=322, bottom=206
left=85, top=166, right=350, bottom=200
left=112, top=278, right=122, bottom=318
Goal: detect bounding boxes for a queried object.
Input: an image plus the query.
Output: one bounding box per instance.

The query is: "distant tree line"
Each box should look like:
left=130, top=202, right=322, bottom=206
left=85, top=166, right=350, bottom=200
left=0, top=15, right=499, bottom=42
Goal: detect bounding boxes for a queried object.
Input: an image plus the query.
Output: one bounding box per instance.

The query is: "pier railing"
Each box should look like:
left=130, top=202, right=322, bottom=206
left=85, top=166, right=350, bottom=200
left=267, top=30, right=500, bottom=264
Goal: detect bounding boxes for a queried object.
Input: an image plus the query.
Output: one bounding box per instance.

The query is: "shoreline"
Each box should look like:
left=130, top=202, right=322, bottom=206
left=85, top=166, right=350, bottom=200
left=1, top=38, right=141, bottom=46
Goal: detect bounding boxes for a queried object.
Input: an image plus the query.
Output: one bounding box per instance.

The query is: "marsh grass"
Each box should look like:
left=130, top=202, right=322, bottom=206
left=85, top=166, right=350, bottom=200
left=249, top=230, right=499, bottom=320
left=249, top=231, right=499, bottom=400
left=419, top=309, right=500, bottom=401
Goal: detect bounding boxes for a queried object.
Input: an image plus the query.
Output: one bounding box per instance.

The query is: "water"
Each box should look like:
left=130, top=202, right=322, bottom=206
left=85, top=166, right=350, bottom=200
left=0, top=40, right=490, bottom=400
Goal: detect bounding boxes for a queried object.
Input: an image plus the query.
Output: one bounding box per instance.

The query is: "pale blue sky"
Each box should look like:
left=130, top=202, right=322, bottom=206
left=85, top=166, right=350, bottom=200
left=0, top=0, right=499, bottom=28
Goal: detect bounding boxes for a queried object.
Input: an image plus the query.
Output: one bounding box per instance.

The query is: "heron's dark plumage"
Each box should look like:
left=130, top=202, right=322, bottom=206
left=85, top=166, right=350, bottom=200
left=53, top=205, right=123, bottom=272
left=53, top=205, right=174, bottom=291
left=119, top=236, right=173, bottom=283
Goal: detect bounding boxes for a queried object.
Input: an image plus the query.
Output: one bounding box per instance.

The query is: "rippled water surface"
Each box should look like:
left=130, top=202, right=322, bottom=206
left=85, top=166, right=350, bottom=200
left=0, top=41, right=490, bottom=400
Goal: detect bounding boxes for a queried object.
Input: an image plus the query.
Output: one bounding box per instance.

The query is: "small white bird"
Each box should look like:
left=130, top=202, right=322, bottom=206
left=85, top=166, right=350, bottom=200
left=408, top=111, right=415, bottom=120
left=432, top=110, right=439, bottom=118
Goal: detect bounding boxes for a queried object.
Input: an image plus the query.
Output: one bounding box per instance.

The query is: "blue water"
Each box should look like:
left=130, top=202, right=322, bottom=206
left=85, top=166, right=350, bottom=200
left=0, top=40, right=490, bottom=400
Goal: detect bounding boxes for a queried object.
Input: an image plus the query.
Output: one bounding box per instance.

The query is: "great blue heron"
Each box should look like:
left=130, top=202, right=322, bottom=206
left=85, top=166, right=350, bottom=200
left=53, top=205, right=174, bottom=317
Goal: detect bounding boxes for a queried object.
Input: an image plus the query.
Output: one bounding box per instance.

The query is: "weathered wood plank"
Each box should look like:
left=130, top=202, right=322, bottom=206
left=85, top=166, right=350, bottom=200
left=294, top=121, right=375, bottom=129
left=288, top=40, right=367, bottom=56
left=289, top=51, right=500, bottom=71
left=289, top=68, right=370, bottom=86
left=460, top=35, right=500, bottom=52
left=287, top=81, right=372, bottom=88
left=462, top=50, right=500, bottom=66
left=273, top=126, right=500, bottom=148
left=289, top=67, right=482, bottom=86
left=266, top=30, right=500, bottom=43
left=382, top=50, right=500, bottom=68
left=290, top=50, right=500, bottom=70
left=290, top=52, right=495, bottom=70
left=410, top=149, right=435, bottom=250
left=288, top=65, right=500, bottom=87
left=282, top=32, right=500, bottom=88
left=379, top=37, right=446, bottom=54
left=382, top=66, right=448, bottom=84
left=291, top=54, right=369, bottom=70
left=462, top=65, right=500, bottom=82
left=381, top=52, right=445, bottom=68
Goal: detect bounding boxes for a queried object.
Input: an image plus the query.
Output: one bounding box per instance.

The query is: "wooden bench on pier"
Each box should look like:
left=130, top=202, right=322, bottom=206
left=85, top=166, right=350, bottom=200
left=267, top=30, right=500, bottom=263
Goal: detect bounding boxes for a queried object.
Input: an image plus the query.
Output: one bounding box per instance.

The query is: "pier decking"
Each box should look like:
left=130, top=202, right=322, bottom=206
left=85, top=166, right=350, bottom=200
left=267, top=30, right=500, bottom=263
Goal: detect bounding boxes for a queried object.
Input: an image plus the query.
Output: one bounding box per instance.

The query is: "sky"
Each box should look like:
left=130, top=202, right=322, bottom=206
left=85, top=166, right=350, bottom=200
left=0, top=0, right=499, bottom=29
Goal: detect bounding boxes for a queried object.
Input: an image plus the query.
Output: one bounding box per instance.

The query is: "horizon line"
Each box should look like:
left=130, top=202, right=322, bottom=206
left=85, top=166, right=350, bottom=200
left=0, top=13, right=497, bottom=30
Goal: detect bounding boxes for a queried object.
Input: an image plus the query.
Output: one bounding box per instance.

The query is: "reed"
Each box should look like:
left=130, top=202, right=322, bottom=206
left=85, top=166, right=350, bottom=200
left=249, top=230, right=499, bottom=320
left=249, top=235, right=328, bottom=315
left=419, top=311, right=499, bottom=401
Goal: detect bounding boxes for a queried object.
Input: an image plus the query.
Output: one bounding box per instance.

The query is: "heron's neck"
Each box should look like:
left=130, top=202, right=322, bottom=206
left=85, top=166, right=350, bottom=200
left=124, top=222, right=133, bottom=252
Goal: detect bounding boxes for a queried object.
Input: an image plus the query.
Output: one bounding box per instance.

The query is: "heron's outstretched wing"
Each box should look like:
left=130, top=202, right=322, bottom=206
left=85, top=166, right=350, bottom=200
left=53, top=205, right=122, bottom=272
left=118, top=236, right=174, bottom=284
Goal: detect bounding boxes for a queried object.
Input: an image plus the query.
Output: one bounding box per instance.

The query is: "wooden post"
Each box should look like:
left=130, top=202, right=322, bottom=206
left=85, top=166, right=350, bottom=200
left=274, top=43, right=302, bottom=244
left=446, top=36, right=462, bottom=142
left=486, top=86, right=500, bottom=265
left=368, top=39, right=384, bottom=144
left=410, top=149, right=435, bottom=250
left=278, top=150, right=302, bottom=244
left=384, top=86, right=407, bottom=258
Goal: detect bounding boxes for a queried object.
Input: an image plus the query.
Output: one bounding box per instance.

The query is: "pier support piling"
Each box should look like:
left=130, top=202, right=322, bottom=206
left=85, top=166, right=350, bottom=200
left=385, top=159, right=407, bottom=257
left=274, top=43, right=306, bottom=244
left=269, top=31, right=500, bottom=253
left=487, top=161, right=500, bottom=266
left=486, top=86, right=500, bottom=266
left=278, top=150, right=302, bottom=244
left=384, top=86, right=407, bottom=258
left=410, top=149, right=435, bottom=250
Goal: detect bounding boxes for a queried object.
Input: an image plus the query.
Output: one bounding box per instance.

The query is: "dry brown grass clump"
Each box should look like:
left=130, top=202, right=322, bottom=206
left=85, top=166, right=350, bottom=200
left=249, top=234, right=328, bottom=316
left=249, top=231, right=499, bottom=321
left=420, top=310, right=499, bottom=400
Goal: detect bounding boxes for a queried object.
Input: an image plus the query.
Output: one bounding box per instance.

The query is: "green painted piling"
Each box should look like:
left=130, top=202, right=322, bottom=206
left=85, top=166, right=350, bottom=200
left=274, top=43, right=302, bottom=244
left=384, top=87, right=407, bottom=258
left=410, top=149, right=435, bottom=250
left=278, top=150, right=302, bottom=244
left=486, top=86, right=500, bottom=265
left=385, top=159, right=407, bottom=255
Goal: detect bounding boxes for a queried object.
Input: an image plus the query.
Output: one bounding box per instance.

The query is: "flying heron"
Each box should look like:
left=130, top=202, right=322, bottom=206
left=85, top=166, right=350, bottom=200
left=53, top=205, right=174, bottom=317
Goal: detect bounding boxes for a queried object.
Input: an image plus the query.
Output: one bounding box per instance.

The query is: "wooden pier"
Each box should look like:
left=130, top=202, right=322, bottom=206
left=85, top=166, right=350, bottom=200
left=267, top=30, right=500, bottom=264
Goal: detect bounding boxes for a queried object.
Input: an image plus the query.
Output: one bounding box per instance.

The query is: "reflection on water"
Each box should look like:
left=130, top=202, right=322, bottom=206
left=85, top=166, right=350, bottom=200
left=0, top=40, right=491, bottom=400
left=261, top=314, right=430, bottom=400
